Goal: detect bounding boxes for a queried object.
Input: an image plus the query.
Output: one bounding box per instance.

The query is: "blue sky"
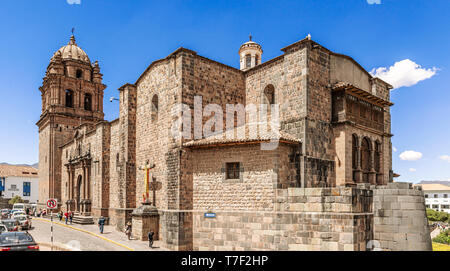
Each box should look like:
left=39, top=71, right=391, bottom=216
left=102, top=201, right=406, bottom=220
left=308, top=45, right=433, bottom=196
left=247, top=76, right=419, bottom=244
left=0, top=0, right=448, bottom=183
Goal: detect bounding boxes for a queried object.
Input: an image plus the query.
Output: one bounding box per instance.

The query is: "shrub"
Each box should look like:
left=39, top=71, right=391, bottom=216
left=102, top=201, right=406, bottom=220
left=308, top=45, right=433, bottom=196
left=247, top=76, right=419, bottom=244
left=8, top=195, right=24, bottom=205
left=433, top=229, right=450, bottom=245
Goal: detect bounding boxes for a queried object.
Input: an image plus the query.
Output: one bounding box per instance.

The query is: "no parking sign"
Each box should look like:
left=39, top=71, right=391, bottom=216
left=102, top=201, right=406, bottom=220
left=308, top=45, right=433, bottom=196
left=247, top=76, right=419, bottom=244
left=47, top=198, right=58, bottom=209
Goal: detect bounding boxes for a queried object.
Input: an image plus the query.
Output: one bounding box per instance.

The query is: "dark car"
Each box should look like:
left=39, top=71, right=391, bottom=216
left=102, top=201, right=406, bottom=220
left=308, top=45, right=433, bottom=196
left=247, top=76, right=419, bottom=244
left=0, top=219, right=19, bottom=232
left=0, top=232, right=39, bottom=251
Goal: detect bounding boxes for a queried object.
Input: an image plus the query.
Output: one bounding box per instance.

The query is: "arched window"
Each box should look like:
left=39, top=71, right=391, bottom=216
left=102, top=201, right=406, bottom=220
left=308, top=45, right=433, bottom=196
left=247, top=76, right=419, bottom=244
left=84, top=93, right=92, bottom=111
left=361, top=137, right=371, bottom=183
left=65, top=90, right=74, bottom=108
left=255, top=55, right=259, bottom=65
left=263, top=84, right=275, bottom=105
left=352, top=134, right=359, bottom=183
left=245, top=54, right=251, bottom=68
left=151, top=95, right=159, bottom=122
left=374, top=141, right=381, bottom=173
left=76, top=69, right=83, bottom=79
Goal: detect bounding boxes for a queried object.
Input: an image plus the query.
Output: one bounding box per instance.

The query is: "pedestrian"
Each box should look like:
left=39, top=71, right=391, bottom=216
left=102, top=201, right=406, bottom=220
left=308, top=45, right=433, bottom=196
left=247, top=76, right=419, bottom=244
left=69, top=211, right=73, bottom=224
left=64, top=211, right=69, bottom=224
left=98, top=216, right=106, bottom=234
left=59, top=211, right=63, bottom=221
left=148, top=230, right=154, bottom=248
left=125, top=221, right=132, bottom=240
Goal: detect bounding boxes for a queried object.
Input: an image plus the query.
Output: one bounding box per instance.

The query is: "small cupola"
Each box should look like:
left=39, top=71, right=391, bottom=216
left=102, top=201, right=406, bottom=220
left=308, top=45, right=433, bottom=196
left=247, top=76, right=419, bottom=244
left=239, top=35, right=263, bottom=71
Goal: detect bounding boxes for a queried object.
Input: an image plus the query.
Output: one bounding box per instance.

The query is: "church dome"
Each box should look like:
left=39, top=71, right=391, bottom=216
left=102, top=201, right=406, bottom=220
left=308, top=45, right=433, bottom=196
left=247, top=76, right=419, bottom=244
left=52, top=35, right=91, bottom=64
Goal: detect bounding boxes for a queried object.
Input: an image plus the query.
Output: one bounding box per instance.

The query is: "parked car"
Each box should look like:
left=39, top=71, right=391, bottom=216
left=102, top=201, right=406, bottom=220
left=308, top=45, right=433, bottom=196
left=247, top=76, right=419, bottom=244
left=1, top=209, right=9, bottom=219
left=14, top=215, right=31, bottom=230
left=0, top=232, right=39, bottom=251
left=12, top=211, right=27, bottom=219
left=0, top=219, right=19, bottom=232
left=0, top=224, right=7, bottom=234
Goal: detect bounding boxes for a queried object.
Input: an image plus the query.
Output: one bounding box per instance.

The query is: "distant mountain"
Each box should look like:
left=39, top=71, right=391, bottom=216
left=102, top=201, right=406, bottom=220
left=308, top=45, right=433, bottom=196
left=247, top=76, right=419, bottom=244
left=0, top=162, right=38, bottom=169
left=418, top=180, right=450, bottom=187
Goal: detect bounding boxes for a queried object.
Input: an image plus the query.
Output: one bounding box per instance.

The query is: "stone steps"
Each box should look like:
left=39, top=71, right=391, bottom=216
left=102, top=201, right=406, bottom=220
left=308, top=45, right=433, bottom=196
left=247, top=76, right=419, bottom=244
left=45, top=212, right=94, bottom=225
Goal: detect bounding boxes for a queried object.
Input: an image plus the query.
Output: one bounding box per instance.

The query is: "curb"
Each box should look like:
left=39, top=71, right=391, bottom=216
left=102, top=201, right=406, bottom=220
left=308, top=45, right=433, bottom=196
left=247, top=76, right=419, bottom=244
left=34, top=217, right=134, bottom=251
left=37, top=242, right=74, bottom=251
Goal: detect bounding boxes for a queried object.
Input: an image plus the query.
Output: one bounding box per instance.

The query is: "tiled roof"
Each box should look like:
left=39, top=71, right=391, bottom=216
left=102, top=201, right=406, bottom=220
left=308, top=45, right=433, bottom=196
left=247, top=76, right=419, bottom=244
left=0, top=165, right=38, bottom=178
left=414, top=183, right=450, bottom=191
left=184, top=123, right=301, bottom=148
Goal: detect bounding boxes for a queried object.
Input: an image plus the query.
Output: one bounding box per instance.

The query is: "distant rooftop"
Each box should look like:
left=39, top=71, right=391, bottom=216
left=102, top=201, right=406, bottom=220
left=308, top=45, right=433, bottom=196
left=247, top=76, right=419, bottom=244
left=0, top=164, right=38, bottom=178
left=414, top=183, right=450, bottom=191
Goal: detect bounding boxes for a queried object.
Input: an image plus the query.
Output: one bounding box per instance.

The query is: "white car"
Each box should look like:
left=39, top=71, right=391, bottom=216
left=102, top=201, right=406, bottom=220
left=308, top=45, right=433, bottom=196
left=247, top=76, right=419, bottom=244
left=0, top=224, right=7, bottom=233
left=12, top=211, right=27, bottom=219
left=14, top=215, right=32, bottom=230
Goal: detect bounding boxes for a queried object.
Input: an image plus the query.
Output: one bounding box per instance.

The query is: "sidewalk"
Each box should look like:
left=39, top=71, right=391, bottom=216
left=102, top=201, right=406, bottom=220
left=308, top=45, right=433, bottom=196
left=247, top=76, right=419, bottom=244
left=35, top=217, right=168, bottom=251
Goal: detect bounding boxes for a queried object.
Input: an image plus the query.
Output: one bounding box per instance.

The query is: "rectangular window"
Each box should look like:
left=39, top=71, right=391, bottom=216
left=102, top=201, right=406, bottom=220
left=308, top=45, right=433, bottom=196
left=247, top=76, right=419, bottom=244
left=434, top=194, right=438, bottom=198
left=23, top=182, right=31, bottom=197
left=444, top=194, right=448, bottom=198
left=432, top=205, right=439, bottom=209
left=424, top=194, right=428, bottom=198
left=226, top=162, right=240, bottom=180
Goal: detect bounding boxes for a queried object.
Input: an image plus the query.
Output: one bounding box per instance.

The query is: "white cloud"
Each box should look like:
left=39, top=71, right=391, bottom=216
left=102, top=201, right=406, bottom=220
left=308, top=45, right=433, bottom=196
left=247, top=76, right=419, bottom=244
left=409, top=168, right=417, bottom=172
left=370, top=59, right=438, bottom=89
left=399, top=150, right=423, bottom=161
left=393, top=146, right=397, bottom=152
left=439, top=155, right=450, bottom=163
left=367, top=0, right=381, bottom=4
left=67, top=0, right=81, bottom=4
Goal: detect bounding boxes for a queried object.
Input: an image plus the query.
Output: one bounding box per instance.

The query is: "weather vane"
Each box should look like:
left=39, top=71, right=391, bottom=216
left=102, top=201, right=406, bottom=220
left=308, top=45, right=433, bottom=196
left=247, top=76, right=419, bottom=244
left=71, top=27, right=75, bottom=35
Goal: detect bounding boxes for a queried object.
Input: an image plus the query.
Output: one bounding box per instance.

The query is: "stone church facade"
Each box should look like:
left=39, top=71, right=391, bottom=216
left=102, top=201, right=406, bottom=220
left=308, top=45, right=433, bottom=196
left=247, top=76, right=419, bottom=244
left=37, top=34, right=431, bottom=251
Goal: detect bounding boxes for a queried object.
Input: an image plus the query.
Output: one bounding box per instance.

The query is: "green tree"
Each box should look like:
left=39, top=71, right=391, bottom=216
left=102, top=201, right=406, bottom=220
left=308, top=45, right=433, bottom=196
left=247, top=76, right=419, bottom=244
left=8, top=195, right=24, bottom=205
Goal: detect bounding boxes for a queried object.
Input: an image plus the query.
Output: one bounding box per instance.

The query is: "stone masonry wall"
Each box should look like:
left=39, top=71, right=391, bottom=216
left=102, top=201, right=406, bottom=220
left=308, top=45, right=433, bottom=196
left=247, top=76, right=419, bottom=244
left=373, top=182, right=432, bottom=251
left=192, top=187, right=373, bottom=251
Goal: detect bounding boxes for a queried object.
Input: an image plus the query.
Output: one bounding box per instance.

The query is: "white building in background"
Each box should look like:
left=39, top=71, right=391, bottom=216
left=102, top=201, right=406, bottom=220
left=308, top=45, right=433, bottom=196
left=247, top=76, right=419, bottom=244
left=416, top=183, right=450, bottom=213
left=0, top=165, right=39, bottom=204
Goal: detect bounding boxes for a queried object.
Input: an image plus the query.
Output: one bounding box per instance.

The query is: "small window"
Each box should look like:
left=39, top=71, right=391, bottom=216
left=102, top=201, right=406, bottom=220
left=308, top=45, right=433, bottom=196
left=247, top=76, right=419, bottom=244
left=245, top=54, right=251, bottom=68
left=264, top=85, right=275, bottom=105
left=255, top=55, right=259, bottom=65
left=226, top=162, right=240, bottom=179
left=65, top=90, right=74, bottom=108
left=434, top=194, right=438, bottom=198
left=425, top=194, right=428, bottom=198
left=84, top=93, right=92, bottom=111
left=151, top=95, right=159, bottom=122
left=444, top=194, right=448, bottom=198
left=76, top=69, right=83, bottom=79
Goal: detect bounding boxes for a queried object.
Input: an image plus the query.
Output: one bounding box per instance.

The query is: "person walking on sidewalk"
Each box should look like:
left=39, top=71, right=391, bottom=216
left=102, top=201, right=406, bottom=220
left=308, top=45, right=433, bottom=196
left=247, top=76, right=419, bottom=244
left=69, top=211, right=73, bottom=224
left=64, top=212, right=69, bottom=224
left=125, top=221, right=132, bottom=240
left=148, top=231, right=154, bottom=248
left=98, top=216, right=106, bottom=234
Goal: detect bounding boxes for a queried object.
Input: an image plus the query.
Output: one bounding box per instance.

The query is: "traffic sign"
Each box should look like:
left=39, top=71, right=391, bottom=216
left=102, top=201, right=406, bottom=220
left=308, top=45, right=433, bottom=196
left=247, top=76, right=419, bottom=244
left=47, top=198, right=58, bottom=209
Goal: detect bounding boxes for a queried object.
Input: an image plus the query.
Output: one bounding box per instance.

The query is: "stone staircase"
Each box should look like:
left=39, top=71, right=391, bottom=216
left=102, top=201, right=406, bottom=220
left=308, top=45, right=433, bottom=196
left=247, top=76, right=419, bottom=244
left=46, top=212, right=94, bottom=225
left=72, top=214, right=94, bottom=225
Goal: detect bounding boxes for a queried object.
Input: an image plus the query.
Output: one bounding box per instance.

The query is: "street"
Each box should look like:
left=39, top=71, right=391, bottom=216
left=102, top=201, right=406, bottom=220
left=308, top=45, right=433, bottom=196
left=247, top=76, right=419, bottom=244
left=29, top=217, right=165, bottom=251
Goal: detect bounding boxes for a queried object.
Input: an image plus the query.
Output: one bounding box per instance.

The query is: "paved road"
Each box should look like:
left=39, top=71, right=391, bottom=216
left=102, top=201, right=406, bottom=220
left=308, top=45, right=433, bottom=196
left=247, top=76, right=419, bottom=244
left=31, top=219, right=132, bottom=251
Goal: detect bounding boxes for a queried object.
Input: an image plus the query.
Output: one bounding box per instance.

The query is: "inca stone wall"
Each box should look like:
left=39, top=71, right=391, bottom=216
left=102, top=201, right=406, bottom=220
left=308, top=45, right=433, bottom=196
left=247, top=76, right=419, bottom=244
left=192, top=187, right=373, bottom=251
left=373, top=182, right=432, bottom=251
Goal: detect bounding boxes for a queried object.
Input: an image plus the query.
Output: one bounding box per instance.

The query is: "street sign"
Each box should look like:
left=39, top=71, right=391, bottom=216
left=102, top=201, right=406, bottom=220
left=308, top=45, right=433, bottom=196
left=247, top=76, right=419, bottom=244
left=47, top=198, right=58, bottom=209
left=204, top=213, right=216, bottom=218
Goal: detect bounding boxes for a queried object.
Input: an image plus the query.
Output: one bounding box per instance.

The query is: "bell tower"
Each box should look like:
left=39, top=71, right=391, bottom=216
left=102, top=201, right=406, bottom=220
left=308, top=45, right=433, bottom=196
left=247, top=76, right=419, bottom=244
left=239, top=35, right=263, bottom=71
left=36, top=34, right=106, bottom=207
